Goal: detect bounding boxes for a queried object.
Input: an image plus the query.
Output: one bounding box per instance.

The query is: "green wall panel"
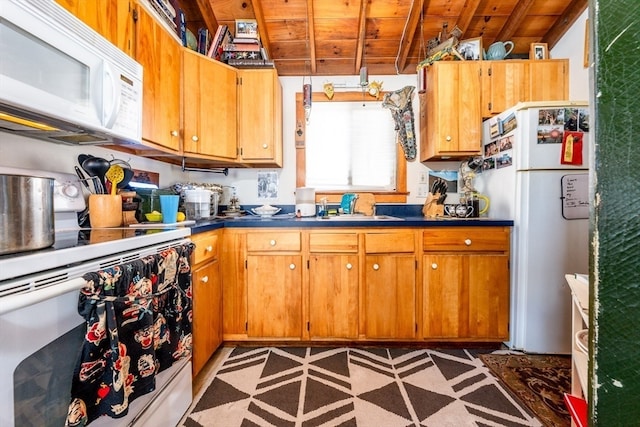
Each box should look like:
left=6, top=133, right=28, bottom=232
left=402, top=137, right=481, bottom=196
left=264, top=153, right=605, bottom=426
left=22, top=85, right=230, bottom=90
left=591, top=0, right=640, bottom=424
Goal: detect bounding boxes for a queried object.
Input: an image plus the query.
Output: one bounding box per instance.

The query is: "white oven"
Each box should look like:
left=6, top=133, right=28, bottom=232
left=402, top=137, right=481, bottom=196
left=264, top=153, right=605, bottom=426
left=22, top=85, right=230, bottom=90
left=0, top=171, right=193, bottom=427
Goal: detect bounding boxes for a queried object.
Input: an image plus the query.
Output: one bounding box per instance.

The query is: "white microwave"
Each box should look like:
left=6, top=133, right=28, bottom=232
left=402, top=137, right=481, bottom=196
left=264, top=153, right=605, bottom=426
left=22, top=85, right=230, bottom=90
left=0, top=0, right=143, bottom=145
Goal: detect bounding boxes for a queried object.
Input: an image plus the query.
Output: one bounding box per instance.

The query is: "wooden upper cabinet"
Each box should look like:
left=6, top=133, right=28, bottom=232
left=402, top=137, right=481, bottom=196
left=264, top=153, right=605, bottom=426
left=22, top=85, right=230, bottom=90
left=134, top=4, right=181, bottom=152
left=481, top=60, right=528, bottom=118
left=182, top=49, right=238, bottom=160
left=237, top=69, right=283, bottom=167
left=421, top=61, right=482, bottom=161
left=481, top=59, right=569, bottom=118
left=56, top=0, right=134, bottom=56
left=528, top=59, right=569, bottom=101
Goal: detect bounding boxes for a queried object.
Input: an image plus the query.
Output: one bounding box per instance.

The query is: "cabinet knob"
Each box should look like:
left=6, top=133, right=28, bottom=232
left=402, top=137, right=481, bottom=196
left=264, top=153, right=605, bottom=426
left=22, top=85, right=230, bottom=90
left=446, top=135, right=452, bottom=141
left=289, top=263, right=296, bottom=270
left=206, top=245, right=213, bottom=252
left=171, top=130, right=179, bottom=137
left=373, top=263, right=380, bottom=271
left=201, top=275, right=209, bottom=283
left=346, top=263, right=353, bottom=270
left=191, top=135, right=199, bottom=142
left=464, top=239, right=472, bottom=246
left=431, top=263, right=438, bottom=270
left=270, top=239, right=276, bottom=246
left=262, top=143, right=268, bottom=149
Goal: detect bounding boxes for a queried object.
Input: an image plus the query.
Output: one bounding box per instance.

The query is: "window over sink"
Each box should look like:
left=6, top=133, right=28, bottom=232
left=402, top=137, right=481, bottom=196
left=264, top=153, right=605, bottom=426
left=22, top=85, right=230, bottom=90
left=296, top=92, right=407, bottom=203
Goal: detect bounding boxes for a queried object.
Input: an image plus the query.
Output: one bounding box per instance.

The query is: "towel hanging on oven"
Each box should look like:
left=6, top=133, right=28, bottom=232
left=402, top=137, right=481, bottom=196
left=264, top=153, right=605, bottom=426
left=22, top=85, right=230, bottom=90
left=66, top=242, right=195, bottom=426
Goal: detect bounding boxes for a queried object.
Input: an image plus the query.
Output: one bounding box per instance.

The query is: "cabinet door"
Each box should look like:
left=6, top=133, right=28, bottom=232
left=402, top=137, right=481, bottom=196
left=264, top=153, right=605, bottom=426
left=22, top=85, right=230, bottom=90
left=192, top=258, right=222, bottom=377
left=221, top=230, right=247, bottom=339
left=56, top=0, right=133, bottom=55
left=364, top=254, right=416, bottom=339
left=481, top=61, right=528, bottom=117
left=467, top=254, right=510, bottom=339
left=423, top=254, right=510, bottom=340
left=308, top=254, right=359, bottom=339
left=423, top=254, right=465, bottom=338
left=247, top=255, right=302, bottom=338
left=135, top=6, right=181, bottom=151
left=422, top=62, right=481, bottom=160
left=183, top=50, right=237, bottom=159
left=237, top=69, right=283, bottom=166
left=528, top=60, right=569, bottom=101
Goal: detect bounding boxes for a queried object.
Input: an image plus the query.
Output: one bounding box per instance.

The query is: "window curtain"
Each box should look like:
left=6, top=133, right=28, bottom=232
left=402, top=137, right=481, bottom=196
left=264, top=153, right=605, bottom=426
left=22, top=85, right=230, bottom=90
left=65, top=242, right=195, bottom=426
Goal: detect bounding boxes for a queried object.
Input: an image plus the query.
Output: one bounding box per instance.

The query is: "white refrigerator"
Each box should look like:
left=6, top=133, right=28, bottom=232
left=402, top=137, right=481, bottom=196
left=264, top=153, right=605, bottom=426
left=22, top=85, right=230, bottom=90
left=476, top=101, right=590, bottom=354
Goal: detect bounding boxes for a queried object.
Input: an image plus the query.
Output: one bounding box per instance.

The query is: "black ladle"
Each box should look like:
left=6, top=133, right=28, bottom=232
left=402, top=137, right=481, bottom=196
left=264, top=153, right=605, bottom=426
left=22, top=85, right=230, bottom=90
left=81, top=156, right=110, bottom=192
left=118, top=167, right=135, bottom=189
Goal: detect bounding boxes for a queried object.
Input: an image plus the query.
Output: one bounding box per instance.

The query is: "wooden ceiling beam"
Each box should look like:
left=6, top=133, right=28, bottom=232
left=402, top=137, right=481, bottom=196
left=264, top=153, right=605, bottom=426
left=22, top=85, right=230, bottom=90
left=455, top=0, right=482, bottom=36
left=196, top=0, right=218, bottom=34
left=250, top=0, right=271, bottom=58
left=307, top=0, right=317, bottom=74
left=494, top=0, right=535, bottom=44
left=543, top=0, right=588, bottom=49
left=354, top=0, right=368, bottom=74
left=396, top=0, right=423, bottom=73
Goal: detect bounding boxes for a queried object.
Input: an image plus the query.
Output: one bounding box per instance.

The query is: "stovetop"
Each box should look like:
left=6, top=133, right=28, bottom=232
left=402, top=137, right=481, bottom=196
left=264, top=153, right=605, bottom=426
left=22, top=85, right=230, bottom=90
left=0, top=168, right=191, bottom=283
left=0, top=227, right=190, bottom=283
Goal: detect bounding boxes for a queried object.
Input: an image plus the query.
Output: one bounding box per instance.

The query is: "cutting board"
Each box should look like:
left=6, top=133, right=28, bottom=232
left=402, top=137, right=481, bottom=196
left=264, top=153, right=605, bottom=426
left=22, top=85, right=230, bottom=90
left=354, top=193, right=376, bottom=215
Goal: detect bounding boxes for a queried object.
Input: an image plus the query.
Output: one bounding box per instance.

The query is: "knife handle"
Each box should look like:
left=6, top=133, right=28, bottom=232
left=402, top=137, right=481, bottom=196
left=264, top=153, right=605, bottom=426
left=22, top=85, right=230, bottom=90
left=75, top=166, right=91, bottom=190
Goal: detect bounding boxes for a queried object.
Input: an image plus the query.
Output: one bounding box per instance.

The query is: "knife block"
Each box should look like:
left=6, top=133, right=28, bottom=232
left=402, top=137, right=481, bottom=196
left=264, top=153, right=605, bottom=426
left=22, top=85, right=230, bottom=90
left=422, top=193, right=444, bottom=218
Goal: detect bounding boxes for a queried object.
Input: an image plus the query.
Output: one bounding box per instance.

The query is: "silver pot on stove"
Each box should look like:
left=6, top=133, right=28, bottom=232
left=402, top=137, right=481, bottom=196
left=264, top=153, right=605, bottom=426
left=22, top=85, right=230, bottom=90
left=0, top=172, right=54, bottom=255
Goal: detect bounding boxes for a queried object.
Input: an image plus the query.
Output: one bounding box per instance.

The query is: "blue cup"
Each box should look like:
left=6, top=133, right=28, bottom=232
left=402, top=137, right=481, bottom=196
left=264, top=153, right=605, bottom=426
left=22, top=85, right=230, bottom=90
left=159, top=195, right=179, bottom=223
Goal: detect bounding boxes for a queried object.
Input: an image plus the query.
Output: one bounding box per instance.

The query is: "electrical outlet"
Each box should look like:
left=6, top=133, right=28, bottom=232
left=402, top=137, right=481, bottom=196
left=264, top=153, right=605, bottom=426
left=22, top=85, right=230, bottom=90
left=417, top=184, right=429, bottom=198
left=419, top=172, right=428, bottom=184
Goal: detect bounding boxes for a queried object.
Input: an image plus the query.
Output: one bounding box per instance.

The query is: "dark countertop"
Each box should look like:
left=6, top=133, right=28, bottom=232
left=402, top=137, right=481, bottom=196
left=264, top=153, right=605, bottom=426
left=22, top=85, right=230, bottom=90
left=190, top=215, right=513, bottom=234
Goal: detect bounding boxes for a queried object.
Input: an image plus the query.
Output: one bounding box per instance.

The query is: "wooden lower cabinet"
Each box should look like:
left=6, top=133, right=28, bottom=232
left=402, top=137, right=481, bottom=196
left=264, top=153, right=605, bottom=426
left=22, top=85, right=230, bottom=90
left=363, top=231, right=417, bottom=340
left=247, top=254, right=303, bottom=338
left=245, top=231, right=302, bottom=339
left=308, top=254, right=359, bottom=339
left=221, top=226, right=510, bottom=343
left=422, top=227, right=510, bottom=341
left=191, top=230, right=222, bottom=377
left=364, top=254, right=417, bottom=339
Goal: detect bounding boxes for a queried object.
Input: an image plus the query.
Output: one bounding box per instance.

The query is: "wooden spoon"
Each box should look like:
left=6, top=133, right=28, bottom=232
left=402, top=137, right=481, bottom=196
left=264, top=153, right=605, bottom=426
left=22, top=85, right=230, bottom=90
left=105, top=164, right=124, bottom=195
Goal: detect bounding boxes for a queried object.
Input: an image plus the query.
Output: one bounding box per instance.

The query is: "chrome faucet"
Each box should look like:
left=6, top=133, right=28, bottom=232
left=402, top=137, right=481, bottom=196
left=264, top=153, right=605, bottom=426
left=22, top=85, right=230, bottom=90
left=349, top=194, right=359, bottom=214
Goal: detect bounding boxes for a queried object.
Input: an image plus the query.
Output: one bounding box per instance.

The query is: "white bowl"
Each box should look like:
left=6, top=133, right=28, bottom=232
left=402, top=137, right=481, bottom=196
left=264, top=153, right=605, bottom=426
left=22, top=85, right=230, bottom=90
left=252, top=205, right=280, bottom=216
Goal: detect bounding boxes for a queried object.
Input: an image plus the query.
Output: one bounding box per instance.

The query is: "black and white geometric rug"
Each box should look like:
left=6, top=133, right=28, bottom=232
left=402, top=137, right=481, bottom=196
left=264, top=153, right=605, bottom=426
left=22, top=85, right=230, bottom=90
left=182, top=347, right=543, bottom=427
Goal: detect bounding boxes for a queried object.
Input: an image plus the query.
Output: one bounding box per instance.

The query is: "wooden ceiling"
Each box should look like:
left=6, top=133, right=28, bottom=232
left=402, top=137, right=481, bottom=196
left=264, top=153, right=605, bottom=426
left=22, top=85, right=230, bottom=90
left=180, top=0, right=588, bottom=76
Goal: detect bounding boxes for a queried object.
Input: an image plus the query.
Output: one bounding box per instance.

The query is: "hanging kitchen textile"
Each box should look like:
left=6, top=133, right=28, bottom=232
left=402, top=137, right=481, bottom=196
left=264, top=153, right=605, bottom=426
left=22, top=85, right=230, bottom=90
left=382, top=85, right=417, bottom=161
left=65, top=242, right=195, bottom=426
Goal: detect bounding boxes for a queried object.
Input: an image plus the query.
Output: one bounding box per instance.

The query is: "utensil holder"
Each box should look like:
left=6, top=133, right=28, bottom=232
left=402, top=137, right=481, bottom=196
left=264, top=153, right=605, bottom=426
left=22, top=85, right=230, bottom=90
left=89, top=194, right=122, bottom=228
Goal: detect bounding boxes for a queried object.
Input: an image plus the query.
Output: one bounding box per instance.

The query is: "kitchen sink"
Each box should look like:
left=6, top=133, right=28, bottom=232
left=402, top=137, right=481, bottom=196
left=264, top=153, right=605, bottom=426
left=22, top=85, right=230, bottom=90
left=317, top=215, right=404, bottom=221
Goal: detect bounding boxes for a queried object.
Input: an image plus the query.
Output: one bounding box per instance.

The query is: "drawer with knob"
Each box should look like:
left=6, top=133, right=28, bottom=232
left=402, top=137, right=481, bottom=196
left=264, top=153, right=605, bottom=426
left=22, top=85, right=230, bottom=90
left=246, top=231, right=301, bottom=252
left=191, top=231, right=219, bottom=264
left=423, top=227, right=509, bottom=252
left=309, top=232, right=358, bottom=253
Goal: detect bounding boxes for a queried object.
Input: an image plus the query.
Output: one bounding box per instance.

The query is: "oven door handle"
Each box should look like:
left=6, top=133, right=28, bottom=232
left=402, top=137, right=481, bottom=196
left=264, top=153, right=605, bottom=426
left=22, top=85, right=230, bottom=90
left=0, top=277, right=86, bottom=315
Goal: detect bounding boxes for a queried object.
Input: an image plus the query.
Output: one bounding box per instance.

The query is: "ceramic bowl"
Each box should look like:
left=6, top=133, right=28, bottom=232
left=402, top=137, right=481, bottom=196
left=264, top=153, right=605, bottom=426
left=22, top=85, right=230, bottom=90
left=252, top=205, right=281, bottom=216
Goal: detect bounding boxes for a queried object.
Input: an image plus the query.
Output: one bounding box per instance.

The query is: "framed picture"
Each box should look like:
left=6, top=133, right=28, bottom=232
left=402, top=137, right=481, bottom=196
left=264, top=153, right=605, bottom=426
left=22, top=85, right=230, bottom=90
left=457, top=37, right=483, bottom=61
left=530, top=43, right=549, bottom=60
left=235, top=19, right=258, bottom=39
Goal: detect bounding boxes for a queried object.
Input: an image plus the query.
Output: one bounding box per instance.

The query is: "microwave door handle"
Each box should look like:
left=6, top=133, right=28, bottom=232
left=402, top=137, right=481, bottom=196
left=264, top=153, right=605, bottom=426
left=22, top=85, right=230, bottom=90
left=103, top=62, right=121, bottom=128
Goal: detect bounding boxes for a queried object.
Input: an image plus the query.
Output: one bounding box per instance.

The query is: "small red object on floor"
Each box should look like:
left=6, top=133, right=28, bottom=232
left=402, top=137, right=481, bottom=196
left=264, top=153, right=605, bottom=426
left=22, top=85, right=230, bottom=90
left=564, top=393, right=587, bottom=427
